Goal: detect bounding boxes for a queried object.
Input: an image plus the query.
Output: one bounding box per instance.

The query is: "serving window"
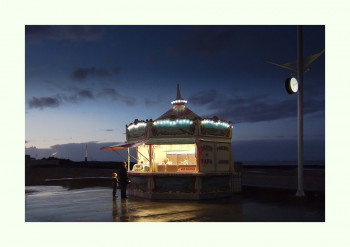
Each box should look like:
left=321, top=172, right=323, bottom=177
left=134, top=144, right=197, bottom=173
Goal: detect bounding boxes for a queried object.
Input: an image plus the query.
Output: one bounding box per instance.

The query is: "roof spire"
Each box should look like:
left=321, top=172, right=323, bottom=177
left=176, top=84, right=183, bottom=100
left=171, top=84, right=187, bottom=105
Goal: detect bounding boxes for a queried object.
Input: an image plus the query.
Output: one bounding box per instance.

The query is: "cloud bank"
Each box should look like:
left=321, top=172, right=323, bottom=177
left=189, top=89, right=324, bottom=123
left=28, top=96, right=62, bottom=109
left=25, top=142, right=131, bottom=162
left=171, top=26, right=234, bottom=56
left=70, top=67, right=111, bottom=81
left=26, top=25, right=105, bottom=42
left=25, top=139, right=324, bottom=162
left=28, top=87, right=136, bottom=109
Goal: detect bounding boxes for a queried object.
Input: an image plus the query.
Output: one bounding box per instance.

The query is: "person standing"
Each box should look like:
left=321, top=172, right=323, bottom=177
left=119, top=162, right=129, bottom=199
left=112, top=172, right=119, bottom=198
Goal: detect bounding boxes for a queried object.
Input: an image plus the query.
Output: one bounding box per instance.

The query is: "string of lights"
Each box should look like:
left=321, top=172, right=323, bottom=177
left=154, top=119, right=193, bottom=126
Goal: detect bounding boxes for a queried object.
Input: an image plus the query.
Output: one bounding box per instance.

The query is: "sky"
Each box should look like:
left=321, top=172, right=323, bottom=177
left=25, top=25, right=325, bottom=162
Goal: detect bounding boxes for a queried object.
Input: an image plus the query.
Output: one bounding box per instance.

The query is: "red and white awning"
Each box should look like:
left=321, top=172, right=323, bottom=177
left=100, top=139, right=149, bottom=151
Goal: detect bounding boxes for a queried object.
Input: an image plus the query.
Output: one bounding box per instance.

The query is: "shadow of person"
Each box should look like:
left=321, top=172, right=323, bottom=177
left=119, top=199, right=130, bottom=221
left=112, top=197, right=131, bottom=221
left=122, top=199, right=129, bottom=211
left=112, top=199, right=121, bottom=222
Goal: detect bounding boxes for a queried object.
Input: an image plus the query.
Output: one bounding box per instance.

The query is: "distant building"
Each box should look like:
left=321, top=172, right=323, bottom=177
left=27, top=157, right=59, bottom=166
left=25, top=156, right=73, bottom=166
left=85, top=143, right=88, bottom=162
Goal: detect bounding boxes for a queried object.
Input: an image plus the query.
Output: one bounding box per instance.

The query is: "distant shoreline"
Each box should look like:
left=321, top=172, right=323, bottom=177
left=237, top=160, right=325, bottom=166
left=25, top=162, right=325, bottom=192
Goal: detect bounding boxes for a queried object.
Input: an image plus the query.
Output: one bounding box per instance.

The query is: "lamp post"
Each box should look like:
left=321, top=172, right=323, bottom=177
left=296, top=25, right=305, bottom=197
left=267, top=26, right=324, bottom=197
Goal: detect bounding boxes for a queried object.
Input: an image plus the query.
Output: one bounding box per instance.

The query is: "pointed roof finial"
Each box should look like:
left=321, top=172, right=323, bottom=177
left=171, top=84, right=187, bottom=105
left=176, top=84, right=183, bottom=100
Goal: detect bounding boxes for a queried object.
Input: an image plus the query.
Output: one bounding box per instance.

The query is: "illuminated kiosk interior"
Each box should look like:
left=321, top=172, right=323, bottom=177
left=101, top=85, right=240, bottom=200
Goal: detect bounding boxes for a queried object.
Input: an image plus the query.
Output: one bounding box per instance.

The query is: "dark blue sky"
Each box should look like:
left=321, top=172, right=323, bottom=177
left=25, top=25, right=325, bottom=162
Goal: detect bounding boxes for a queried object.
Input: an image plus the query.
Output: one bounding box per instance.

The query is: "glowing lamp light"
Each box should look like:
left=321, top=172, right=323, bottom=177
left=127, top=122, right=147, bottom=130
left=171, top=99, right=187, bottom=105
left=201, top=119, right=230, bottom=128
left=153, top=119, right=193, bottom=127
left=285, top=77, right=298, bottom=94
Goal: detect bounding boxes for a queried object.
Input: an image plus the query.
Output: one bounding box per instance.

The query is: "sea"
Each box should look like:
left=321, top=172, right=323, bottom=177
left=239, top=160, right=325, bottom=166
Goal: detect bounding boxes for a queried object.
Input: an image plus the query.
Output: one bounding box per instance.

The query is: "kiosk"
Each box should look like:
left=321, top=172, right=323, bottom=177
left=101, top=85, right=241, bottom=199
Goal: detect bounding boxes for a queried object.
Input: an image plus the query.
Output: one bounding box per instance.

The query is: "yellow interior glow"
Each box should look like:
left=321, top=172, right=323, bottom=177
left=136, top=144, right=197, bottom=173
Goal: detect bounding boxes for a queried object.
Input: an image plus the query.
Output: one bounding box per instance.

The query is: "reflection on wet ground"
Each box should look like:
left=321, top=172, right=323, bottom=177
left=25, top=185, right=324, bottom=222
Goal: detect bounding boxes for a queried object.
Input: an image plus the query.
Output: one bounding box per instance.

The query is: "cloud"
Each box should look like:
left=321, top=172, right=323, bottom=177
left=145, top=98, right=157, bottom=107
left=70, top=67, right=110, bottom=81
left=120, top=97, right=135, bottom=106
left=171, top=26, right=234, bottom=56
left=28, top=96, right=61, bottom=109
left=189, top=90, right=324, bottom=123
left=25, top=142, right=132, bottom=162
left=27, top=87, right=135, bottom=110
left=232, top=139, right=325, bottom=161
left=78, top=90, right=94, bottom=100
left=27, top=88, right=96, bottom=109
left=98, top=88, right=135, bottom=106
left=188, top=89, right=218, bottom=105
left=26, top=25, right=105, bottom=43
left=213, top=97, right=324, bottom=123
left=25, top=146, right=53, bottom=159
left=144, top=96, right=162, bottom=107
left=58, top=89, right=95, bottom=104
left=99, top=88, right=119, bottom=100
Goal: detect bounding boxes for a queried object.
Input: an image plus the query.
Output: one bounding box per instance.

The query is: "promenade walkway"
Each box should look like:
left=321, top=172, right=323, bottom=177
left=25, top=185, right=324, bottom=222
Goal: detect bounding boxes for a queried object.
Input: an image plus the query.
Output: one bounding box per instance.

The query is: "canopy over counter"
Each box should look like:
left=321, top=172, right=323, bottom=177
left=100, top=139, right=149, bottom=151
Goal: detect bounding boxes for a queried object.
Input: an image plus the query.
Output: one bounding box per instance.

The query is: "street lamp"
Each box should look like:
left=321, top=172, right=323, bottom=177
left=285, top=77, right=299, bottom=94
left=296, top=25, right=304, bottom=196
left=267, top=26, right=324, bottom=197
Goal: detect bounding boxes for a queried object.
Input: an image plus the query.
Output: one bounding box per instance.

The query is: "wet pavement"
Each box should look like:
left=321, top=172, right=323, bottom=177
left=25, top=185, right=324, bottom=222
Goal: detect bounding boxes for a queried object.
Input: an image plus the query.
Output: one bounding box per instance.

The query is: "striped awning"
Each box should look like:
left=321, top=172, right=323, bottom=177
left=100, top=139, right=149, bottom=151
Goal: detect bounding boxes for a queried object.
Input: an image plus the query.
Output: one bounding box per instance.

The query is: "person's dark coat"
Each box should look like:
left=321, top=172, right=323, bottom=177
left=119, top=165, right=129, bottom=198
left=119, top=165, right=129, bottom=183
